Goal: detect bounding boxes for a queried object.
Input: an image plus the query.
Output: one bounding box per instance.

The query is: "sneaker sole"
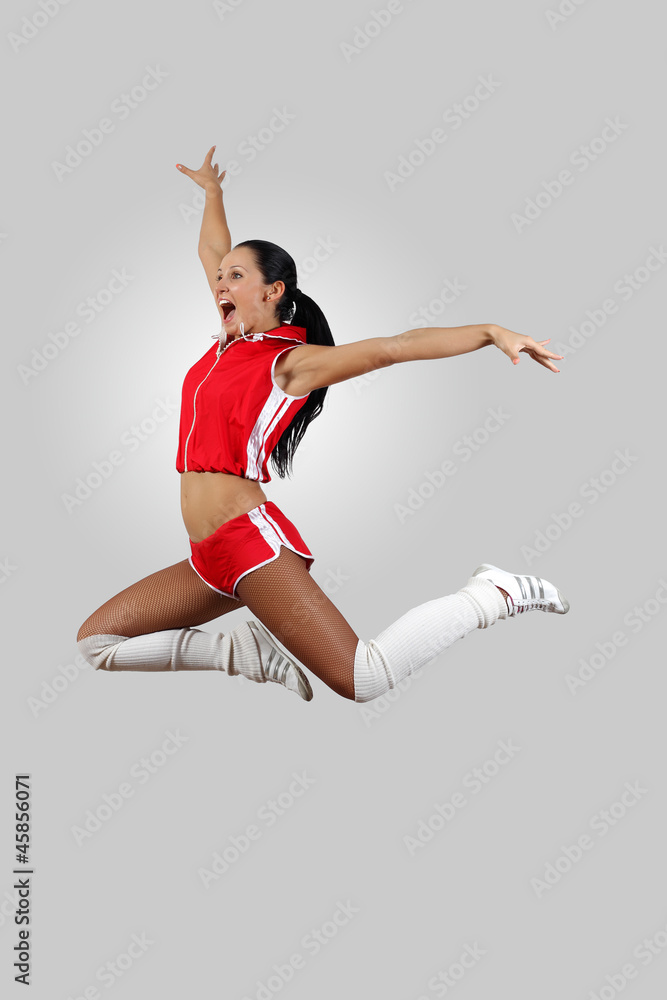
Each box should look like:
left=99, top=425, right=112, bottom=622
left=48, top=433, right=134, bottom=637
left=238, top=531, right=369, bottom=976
left=472, top=563, right=570, bottom=615
left=251, top=620, right=314, bottom=701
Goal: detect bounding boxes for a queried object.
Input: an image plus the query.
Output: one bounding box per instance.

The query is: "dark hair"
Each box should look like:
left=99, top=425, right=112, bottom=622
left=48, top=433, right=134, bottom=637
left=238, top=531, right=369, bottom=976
left=234, top=238, right=335, bottom=479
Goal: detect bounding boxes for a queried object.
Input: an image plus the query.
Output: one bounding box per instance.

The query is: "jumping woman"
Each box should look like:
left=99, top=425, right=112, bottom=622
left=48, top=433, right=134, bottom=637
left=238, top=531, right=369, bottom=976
left=76, top=146, right=570, bottom=704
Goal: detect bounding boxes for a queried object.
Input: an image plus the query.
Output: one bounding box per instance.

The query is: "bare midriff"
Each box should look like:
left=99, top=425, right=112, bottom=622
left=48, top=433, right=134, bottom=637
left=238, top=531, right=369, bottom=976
left=180, top=471, right=268, bottom=543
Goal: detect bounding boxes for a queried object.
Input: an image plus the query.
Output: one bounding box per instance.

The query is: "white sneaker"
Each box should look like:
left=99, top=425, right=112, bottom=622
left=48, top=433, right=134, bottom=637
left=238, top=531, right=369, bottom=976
left=247, top=620, right=314, bottom=701
left=472, top=563, right=570, bottom=616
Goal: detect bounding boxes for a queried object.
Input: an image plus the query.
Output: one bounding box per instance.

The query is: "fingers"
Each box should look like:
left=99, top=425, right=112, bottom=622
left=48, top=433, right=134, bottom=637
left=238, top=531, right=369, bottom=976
left=524, top=348, right=561, bottom=373
left=510, top=340, right=563, bottom=372
left=176, top=163, right=191, bottom=175
left=522, top=338, right=563, bottom=361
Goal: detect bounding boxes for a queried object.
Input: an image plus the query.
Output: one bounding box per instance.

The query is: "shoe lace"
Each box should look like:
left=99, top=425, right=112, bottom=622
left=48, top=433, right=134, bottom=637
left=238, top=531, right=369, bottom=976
left=515, top=597, right=555, bottom=612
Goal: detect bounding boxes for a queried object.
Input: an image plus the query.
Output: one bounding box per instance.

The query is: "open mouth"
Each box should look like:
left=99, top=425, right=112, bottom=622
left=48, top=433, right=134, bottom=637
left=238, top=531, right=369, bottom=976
left=220, top=299, right=236, bottom=323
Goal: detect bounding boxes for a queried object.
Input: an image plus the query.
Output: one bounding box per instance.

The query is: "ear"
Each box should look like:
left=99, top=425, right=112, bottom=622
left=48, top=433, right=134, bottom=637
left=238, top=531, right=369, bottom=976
left=267, top=280, right=285, bottom=300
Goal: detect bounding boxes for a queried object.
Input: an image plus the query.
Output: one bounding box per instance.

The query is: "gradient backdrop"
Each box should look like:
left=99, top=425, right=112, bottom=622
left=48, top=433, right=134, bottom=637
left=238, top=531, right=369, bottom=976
left=3, top=0, right=666, bottom=997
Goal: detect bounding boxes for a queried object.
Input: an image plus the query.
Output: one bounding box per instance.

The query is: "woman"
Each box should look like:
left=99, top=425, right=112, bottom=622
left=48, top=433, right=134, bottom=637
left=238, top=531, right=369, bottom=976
left=76, top=146, right=569, bottom=704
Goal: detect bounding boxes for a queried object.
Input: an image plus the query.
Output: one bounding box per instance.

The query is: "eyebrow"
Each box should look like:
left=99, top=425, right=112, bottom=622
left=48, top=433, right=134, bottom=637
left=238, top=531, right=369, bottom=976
left=216, top=264, right=247, bottom=274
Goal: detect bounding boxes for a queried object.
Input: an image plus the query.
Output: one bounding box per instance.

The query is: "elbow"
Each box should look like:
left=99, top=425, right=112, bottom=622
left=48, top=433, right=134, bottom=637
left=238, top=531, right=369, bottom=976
left=386, top=332, right=412, bottom=366
left=379, top=335, right=404, bottom=368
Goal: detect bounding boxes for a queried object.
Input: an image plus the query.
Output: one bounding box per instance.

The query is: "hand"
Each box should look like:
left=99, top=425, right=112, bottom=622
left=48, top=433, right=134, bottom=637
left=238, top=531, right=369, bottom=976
left=176, top=145, right=226, bottom=192
left=490, top=324, right=564, bottom=373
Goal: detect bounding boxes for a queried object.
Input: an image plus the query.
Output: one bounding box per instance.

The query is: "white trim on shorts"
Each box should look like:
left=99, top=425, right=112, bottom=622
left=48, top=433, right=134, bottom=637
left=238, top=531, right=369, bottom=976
left=188, top=503, right=313, bottom=600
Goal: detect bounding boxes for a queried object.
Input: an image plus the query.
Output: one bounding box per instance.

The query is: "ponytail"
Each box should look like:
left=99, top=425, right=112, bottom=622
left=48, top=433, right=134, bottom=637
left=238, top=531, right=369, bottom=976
left=234, top=239, right=335, bottom=479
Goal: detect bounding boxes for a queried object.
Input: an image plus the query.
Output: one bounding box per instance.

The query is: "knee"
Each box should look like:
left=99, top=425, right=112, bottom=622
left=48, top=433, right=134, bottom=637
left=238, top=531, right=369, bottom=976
left=76, top=621, right=93, bottom=643
left=77, top=634, right=122, bottom=671
left=76, top=595, right=135, bottom=645
left=349, top=638, right=392, bottom=702
left=76, top=617, right=109, bottom=645
left=331, top=675, right=356, bottom=701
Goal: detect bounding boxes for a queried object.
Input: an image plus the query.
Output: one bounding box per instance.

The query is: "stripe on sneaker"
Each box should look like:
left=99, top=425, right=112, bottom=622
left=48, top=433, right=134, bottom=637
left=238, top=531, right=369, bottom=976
left=265, top=648, right=279, bottom=678
left=515, top=575, right=528, bottom=600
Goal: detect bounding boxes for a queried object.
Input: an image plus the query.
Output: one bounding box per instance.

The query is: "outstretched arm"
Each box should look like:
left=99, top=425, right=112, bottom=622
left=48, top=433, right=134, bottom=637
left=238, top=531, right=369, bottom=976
left=176, top=146, right=231, bottom=298
left=395, top=323, right=563, bottom=370
left=279, top=323, right=563, bottom=396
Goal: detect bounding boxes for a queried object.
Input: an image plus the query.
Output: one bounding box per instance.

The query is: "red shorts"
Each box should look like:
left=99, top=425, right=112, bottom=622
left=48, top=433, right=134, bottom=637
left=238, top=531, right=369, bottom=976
left=188, top=500, right=315, bottom=600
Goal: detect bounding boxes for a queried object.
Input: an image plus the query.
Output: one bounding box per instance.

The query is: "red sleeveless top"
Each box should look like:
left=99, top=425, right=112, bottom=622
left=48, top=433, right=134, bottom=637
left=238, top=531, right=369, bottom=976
left=175, top=325, right=309, bottom=481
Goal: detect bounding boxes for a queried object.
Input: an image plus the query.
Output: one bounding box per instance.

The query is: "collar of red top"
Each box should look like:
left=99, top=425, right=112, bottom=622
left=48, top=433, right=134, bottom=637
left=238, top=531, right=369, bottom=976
left=211, top=325, right=307, bottom=348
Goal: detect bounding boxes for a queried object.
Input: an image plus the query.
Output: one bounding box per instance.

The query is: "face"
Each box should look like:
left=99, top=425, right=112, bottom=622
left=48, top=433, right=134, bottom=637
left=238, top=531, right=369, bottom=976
left=215, top=246, right=285, bottom=338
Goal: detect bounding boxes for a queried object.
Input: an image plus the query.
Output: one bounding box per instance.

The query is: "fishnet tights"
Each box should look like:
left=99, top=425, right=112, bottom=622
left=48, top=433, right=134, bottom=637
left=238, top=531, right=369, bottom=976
left=235, top=547, right=360, bottom=700
left=77, top=547, right=360, bottom=699
left=76, top=559, right=245, bottom=640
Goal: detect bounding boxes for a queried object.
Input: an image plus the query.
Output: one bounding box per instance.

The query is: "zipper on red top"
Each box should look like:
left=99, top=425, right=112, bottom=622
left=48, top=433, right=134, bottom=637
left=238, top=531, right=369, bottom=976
left=183, top=333, right=251, bottom=471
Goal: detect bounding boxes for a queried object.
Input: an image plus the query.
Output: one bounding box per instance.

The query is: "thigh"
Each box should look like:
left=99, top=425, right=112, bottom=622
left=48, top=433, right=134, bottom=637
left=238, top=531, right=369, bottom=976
left=235, top=545, right=360, bottom=699
left=77, top=558, right=245, bottom=641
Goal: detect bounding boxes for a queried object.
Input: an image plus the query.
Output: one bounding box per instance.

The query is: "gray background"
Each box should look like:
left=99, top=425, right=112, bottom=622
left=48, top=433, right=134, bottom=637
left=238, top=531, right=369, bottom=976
left=2, top=0, right=666, bottom=996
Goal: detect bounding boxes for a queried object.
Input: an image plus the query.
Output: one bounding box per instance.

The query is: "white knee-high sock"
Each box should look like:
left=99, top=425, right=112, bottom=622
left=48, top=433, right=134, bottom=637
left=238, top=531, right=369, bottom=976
left=77, top=621, right=265, bottom=683
left=353, top=576, right=508, bottom=702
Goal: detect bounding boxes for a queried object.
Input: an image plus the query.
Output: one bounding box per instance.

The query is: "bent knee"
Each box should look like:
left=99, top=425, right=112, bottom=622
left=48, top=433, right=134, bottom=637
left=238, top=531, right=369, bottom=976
left=77, top=633, right=125, bottom=670
left=77, top=621, right=93, bottom=643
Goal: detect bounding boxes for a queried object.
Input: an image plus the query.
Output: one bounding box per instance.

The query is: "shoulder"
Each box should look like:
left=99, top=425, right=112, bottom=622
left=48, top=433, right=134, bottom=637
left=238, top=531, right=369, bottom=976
left=272, top=342, right=318, bottom=396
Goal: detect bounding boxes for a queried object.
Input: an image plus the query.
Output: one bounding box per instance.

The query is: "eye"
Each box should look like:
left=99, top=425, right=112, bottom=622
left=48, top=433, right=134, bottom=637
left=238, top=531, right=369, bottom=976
left=215, top=271, right=243, bottom=282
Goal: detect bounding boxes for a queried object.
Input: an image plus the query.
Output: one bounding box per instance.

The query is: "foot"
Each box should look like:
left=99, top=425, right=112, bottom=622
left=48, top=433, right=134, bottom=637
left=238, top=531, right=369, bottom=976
left=472, top=563, right=570, bottom=616
left=247, top=620, right=314, bottom=701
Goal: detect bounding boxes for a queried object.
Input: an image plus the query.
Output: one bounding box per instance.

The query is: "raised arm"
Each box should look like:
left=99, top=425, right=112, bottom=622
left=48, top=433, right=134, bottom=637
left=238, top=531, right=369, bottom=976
left=277, top=324, right=563, bottom=397
left=176, top=146, right=231, bottom=299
